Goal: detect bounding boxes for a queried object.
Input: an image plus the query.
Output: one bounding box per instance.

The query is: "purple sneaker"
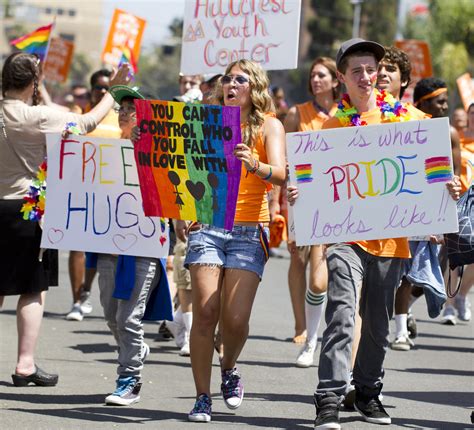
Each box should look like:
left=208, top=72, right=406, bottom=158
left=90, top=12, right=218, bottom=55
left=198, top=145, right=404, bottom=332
left=188, top=393, right=212, bottom=422
left=221, top=368, right=244, bottom=409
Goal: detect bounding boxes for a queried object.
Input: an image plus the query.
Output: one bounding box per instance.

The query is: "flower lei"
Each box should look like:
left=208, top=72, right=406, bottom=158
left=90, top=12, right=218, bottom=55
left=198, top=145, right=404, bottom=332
left=20, top=122, right=82, bottom=222
left=20, top=160, right=47, bottom=221
left=335, top=89, right=411, bottom=127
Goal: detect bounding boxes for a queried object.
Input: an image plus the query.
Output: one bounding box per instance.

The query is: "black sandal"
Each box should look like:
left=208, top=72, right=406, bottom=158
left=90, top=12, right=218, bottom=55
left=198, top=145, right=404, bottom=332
left=12, top=366, right=58, bottom=387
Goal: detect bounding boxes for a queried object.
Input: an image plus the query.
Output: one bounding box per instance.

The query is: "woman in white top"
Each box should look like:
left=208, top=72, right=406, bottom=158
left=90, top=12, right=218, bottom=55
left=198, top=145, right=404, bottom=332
left=0, top=52, right=130, bottom=387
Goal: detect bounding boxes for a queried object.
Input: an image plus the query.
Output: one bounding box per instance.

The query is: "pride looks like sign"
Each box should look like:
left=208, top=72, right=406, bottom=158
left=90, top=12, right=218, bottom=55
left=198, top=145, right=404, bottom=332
left=287, top=118, right=459, bottom=246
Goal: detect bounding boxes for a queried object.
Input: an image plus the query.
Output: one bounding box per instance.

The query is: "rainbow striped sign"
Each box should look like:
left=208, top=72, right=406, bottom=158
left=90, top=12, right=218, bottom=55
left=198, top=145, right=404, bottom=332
left=294, top=163, right=313, bottom=184
left=134, top=100, right=241, bottom=230
left=425, top=156, right=452, bottom=184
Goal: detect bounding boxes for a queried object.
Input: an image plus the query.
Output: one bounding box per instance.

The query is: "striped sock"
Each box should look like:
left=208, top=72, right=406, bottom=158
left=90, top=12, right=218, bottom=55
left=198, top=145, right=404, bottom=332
left=305, top=290, right=327, bottom=347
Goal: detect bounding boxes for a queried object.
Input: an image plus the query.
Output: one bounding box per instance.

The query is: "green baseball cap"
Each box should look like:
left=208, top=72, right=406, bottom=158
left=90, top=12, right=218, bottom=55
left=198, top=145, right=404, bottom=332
left=109, top=85, right=145, bottom=104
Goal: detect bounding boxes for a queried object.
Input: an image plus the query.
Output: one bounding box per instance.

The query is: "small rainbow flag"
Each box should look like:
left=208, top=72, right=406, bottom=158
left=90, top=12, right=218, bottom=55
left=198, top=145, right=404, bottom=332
left=295, top=163, right=313, bottom=184
left=10, top=23, right=54, bottom=61
left=119, top=44, right=138, bottom=73
left=425, top=156, right=452, bottom=184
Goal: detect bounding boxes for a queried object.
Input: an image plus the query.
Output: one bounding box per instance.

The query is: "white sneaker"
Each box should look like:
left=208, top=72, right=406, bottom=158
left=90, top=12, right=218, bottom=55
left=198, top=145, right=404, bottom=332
left=454, top=296, right=472, bottom=321
left=141, top=343, right=150, bottom=363
left=166, top=320, right=186, bottom=348
left=390, top=334, right=414, bottom=351
left=296, top=341, right=316, bottom=368
left=441, top=305, right=457, bottom=325
left=179, top=331, right=190, bottom=356
left=66, top=304, right=83, bottom=321
left=179, top=341, right=190, bottom=356
left=79, top=291, right=93, bottom=314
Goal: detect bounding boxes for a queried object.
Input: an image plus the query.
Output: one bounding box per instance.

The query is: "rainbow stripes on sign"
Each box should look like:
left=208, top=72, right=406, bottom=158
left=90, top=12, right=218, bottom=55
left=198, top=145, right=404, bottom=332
left=295, top=163, right=313, bottom=184
left=425, top=156, right=452, bottom=184
left=119, top=44, right=138, bottom=73
left=134, top=100, right=242, bottom=230
left=10, top=23, right=53, bottom=61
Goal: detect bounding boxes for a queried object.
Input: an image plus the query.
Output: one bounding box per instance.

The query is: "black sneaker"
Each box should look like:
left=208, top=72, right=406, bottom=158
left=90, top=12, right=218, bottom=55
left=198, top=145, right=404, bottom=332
left=354, top=393, right=391, bottom=425
left=156, top=321, right=174, bottom=341
left=314, top=394, right=341, bottom=429
left=407, top=313, right=417, bottom=338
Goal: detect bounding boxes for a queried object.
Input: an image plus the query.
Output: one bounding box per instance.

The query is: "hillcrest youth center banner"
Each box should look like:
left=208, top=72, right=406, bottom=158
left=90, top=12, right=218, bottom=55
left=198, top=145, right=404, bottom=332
left=287, top=118, right=459, bottom=246
left=180, top=0, right=301, bottom=74
left=134, top=100, right=241, bottom=230
left=41, top=134, right=169, bottom=258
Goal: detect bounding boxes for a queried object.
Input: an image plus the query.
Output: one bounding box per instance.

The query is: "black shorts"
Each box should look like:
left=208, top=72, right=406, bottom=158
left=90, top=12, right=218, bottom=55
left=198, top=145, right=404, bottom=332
left=0, top=199, right=58, bottom=296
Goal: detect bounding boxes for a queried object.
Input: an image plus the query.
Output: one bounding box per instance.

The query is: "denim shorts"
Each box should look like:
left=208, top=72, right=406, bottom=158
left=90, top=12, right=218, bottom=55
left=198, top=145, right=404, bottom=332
left=184, top=224, right=270, bottom=279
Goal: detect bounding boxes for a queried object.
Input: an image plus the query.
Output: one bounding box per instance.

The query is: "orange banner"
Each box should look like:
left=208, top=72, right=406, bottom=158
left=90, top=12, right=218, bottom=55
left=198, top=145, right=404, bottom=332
left=43, top=37, right=74, bottom=83
left=102, top=8, right=146, bottom=68
left=395, top=39, right=433, bottom=102
left=456, top=73, right=474, bottom=110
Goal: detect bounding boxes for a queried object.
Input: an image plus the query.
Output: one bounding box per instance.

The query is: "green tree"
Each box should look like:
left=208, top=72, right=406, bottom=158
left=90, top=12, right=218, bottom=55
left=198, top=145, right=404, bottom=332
left=69, top=52, right=93, bottom=86
left=404, top=0, right=473, bottom=96
left=428, top=0, right=474, bottom=78
left=307, top=0, right=353, bottom=59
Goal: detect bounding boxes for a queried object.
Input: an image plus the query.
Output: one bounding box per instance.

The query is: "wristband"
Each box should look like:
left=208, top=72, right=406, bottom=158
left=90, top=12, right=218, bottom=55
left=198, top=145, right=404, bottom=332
left=262, top=166, right=273, bottom=181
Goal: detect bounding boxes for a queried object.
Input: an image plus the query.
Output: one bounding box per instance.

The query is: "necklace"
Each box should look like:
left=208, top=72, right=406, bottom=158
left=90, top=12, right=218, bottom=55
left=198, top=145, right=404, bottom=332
left=335, top=89, right=411, bottom=127
left=312, top=99, right=330, bottom=116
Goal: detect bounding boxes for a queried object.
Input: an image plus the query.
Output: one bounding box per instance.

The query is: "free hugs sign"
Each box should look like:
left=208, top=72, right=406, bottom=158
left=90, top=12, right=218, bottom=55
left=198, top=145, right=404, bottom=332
left=41, top=134, right=169, bottom=258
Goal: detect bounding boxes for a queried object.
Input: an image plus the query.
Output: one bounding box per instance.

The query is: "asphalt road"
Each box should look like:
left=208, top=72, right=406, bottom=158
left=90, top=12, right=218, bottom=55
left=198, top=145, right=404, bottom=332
left=1, top=250, right=473, bottom=429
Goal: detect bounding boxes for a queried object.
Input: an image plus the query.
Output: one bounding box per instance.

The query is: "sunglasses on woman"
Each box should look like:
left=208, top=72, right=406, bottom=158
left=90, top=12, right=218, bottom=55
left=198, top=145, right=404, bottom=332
left=221, top=75, right=249, bottom=85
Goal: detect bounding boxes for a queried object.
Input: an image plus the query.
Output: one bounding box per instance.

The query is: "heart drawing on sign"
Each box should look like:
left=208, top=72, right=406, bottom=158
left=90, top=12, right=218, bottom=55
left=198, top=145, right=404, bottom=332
left=113, top=234, right=138, bottom=252
left=160, top=235, right=167, bottom=246
left=186, top=180, right=205, bottom=201
left=47, top=228, right=64, bottom=244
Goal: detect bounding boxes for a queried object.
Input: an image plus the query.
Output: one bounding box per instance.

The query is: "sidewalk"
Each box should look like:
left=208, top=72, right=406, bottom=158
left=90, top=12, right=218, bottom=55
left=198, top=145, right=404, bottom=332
left=1, top=251, right=473, bottom=429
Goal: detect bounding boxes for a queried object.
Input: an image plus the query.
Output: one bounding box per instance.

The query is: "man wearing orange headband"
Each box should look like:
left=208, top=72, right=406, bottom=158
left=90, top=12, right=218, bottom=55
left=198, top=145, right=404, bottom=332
left=414, top=78, right=461, bottom=176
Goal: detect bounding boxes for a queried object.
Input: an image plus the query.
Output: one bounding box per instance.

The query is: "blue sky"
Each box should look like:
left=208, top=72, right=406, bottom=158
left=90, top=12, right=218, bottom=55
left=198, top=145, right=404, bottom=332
left=104, top=0, right=185, bottom=47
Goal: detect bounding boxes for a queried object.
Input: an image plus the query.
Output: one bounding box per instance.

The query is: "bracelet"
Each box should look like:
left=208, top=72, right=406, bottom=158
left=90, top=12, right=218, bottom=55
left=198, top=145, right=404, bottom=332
left=262, top=166, right=273, bottom=181
left=248, top=158, right=259, bottom=174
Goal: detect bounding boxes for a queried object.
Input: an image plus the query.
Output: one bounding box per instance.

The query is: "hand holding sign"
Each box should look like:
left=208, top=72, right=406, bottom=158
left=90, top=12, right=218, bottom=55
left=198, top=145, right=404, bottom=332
left=233, top=143, right=255, bottom=171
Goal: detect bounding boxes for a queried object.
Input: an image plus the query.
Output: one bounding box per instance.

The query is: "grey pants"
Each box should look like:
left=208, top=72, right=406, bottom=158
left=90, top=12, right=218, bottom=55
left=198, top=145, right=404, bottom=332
left=97, top=255, right=161, bottom=377
left=316, top=244, right=404, bottom=400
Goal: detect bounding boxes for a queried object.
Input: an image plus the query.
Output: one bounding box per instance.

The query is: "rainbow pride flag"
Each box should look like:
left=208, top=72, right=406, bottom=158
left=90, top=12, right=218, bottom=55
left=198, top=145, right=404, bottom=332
left=294, top=163, right=313, bottom=184
left=119, top=44, right=138, bottom=73
left=134, top=100, right=242, bottom=230
left=425, top=156, right=452, bottom=184
left=10, top=23, right=53, bottom=61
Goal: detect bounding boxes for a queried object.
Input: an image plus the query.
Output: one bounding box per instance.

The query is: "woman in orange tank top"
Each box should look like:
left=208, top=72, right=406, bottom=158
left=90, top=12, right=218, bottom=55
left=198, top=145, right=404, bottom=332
left=185, top=60, right=286, bottom=422
left=282, top=58, right=341, bottom=368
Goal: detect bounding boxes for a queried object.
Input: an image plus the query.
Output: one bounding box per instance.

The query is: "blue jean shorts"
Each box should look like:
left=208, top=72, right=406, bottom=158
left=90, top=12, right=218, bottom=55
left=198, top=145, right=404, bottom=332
left=184, top=224, right=270, bottom=280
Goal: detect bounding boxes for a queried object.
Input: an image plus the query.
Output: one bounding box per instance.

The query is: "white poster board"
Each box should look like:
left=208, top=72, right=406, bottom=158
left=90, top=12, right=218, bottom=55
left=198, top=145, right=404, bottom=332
left=287, top=118, right=459, bottom=246
left=180, top=0, right=301, bottom=74
left=41, top=134, right=169, bottom=258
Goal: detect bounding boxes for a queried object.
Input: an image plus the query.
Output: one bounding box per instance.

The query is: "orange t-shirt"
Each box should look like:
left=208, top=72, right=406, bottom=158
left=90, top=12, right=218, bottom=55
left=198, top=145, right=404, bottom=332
left=322, top=104, right=428, bottom=258
left=296, top=101, right=337, bottom=131
left=459, top=132, right=474, bottom=193
left=234, top=116, right=273, bottom=223
left=84, top=106, right=122, bottom=139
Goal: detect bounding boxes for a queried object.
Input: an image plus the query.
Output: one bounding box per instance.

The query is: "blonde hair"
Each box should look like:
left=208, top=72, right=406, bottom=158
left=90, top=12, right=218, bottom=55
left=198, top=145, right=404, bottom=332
left=212, top=60, right=274, bottom=147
